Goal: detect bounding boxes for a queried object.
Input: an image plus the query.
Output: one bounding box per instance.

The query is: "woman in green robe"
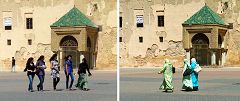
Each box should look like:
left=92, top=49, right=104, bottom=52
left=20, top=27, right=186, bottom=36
left=182, top=59, right=193, bottom=91
left=158, top=59, right=174, bottom=92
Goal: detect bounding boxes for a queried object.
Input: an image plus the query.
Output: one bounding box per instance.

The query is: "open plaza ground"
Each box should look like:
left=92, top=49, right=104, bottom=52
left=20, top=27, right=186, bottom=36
left=120, top=67, right=240, bottom=101
left=0, top=70, right=117, bottom=101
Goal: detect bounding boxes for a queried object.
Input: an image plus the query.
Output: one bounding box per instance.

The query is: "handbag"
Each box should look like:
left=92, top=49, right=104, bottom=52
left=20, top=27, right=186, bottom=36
left=194, top=64, right=202, bottom=73
left=183, top=68, right=191, bottom=76
left=172, top=67, right=175, bottom=73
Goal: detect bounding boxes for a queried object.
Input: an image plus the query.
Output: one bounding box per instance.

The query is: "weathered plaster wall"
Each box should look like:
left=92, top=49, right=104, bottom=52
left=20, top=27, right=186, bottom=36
left=75, top=0, right=117, bottom=70
left=120, top=0, right=240, bottom=67
left=0, top=0, right=116, bottom=71
left=205, top=0, right=240, bottom=66
left=0, top=0, right=74, bottom=71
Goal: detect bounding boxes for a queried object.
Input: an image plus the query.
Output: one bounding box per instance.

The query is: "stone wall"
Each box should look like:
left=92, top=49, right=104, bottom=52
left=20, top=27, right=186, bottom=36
left=0, top=0, right=117, bottom=71
left=120, top=40, right=185, bottom=67
left=75, top=0, right=117, bottom=69
left=120, top=0, right=240, bottom=67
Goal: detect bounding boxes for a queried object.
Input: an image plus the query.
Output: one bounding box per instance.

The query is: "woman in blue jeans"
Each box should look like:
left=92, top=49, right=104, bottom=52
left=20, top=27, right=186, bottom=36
left=36, top=55, right=46, bottom=91
left=64, top=55, right=74, bottom=90
left=24, top=57, right=36, bottom=92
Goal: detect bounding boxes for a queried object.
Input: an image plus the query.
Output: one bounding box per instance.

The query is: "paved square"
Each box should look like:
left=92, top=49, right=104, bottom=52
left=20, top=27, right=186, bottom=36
left=120, top=67, right=240, bottom=101
left=0, top=70, right=116, bottom=101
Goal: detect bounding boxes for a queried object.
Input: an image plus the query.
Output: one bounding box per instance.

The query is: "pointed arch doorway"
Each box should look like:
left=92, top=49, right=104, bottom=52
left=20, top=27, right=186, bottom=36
left=59, top=35, right=79, bottom=69
left=190, top=33, right=210, bottom=66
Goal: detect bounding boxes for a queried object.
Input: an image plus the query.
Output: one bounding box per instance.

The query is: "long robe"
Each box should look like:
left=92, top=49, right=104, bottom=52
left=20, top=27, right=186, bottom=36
left=182, top=60, right=193, bottom=90
left=159, top=62, right=174, bottom=90
left=190, top=60, right=199, bottom=87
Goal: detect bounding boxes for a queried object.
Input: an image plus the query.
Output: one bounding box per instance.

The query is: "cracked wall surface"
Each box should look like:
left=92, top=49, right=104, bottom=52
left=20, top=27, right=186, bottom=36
left=120, top=0, right=240, bottom=67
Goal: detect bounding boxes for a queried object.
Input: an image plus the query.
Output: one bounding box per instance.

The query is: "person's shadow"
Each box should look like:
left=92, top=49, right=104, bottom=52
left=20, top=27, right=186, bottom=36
left=181, top=89, right=193, bottom=92
left=55, top=89, right=64, bottom=91
left=162, top=90, right=174, bottom=93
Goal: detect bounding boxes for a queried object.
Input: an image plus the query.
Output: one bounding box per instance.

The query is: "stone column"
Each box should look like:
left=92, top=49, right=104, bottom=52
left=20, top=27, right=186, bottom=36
left=186, top=49, right=190, bottom=62
left=59, top=51, right=63, bottom=69
left=92, top=53, right=96, bottom=68
left=221, top=51, right=226, bottom=66
left=211, top=51, right=216, bottom=65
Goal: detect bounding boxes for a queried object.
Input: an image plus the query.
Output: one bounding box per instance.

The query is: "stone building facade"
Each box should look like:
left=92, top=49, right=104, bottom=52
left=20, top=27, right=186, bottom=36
left=0, top=0, right=117, bottom=71
left=120, top=0, right=240, bottom=68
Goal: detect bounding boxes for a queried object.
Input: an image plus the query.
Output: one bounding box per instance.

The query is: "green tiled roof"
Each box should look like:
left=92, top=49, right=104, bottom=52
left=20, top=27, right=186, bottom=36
left=184, top=5, right=226, bottom=25
left=51, top=7, right=98, bottom=28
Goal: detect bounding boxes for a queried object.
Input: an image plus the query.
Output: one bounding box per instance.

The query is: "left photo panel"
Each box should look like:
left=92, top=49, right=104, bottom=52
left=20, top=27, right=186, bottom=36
left=0, top=0, right=117, bottom=101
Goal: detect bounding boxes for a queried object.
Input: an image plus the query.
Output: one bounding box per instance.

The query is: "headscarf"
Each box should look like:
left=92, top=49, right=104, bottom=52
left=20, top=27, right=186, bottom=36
left=164, top=59, right=171, bottom=65
left=183, top=59, right=191, bottom=72
left=184, top=59, right=191, bottom=66
left=191, top=58, right=197, bottom=69
left=184, top=59, right=188, bottom=64
left=80, top=55, right=85, bottom=63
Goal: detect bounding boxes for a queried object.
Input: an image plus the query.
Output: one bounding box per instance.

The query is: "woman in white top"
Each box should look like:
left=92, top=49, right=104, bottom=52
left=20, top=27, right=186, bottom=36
left=49, top=54, right=60, bottom=91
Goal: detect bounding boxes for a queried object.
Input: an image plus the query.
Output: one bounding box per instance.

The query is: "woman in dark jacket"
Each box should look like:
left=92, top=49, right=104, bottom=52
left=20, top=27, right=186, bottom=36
left=24, top=57, right=36, bottom=92
left=75, top=58, right=92, bottom=91
left=36, top=55, right=46, bottom=91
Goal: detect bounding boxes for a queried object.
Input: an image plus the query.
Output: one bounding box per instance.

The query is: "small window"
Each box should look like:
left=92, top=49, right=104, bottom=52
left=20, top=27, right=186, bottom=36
left=159, top=37, right=163, bottom=42
left=26, top=18, right=33, bottom=29
left=7, top=40, right=11, bottom=45
left=28, top=39, right=32, bottom=45
left=139, top=37, right=143, bottom=43
left=119, top=37, right=122, bottom=42
left=136, top=15, right=143, bottom=27
left=5, top=26, right=12, bottom=30
left=158, top=16, right=164, bottom=27
left=4, top=17, right=12, bottom=30
left=120, top=17, right=122, bottom=28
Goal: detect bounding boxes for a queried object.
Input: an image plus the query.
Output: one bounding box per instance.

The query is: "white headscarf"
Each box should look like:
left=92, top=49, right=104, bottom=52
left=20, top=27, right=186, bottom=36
left=80, top=55, right=85, bottom=63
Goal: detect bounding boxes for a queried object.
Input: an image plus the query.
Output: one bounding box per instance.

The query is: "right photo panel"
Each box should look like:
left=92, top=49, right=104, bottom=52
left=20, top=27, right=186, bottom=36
left=120, top=0, right=240, bottom=101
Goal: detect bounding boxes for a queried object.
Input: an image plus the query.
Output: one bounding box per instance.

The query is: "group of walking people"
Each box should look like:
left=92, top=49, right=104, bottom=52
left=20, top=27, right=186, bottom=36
left=158, top=58, right=201, bottom=92
left=23, top=54, right=92, bottom=92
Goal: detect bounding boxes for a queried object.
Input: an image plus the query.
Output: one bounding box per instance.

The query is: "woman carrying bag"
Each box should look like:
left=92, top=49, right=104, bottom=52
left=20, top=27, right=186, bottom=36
left=158, top=59, right=174, bottom=92
left=182, top=59, right=193, bottom=91
left=36, top=55, right=47, bottom=91
left=190, top=58, right=200, bottom=91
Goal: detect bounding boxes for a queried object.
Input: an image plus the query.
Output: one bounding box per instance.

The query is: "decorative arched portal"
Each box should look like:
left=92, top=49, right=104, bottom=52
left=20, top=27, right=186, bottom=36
left=50, top=7, right=98, bottom=69
left=191, top=33, right=210, bottom=66
left=182, top=5, right=230, bottom=67
left=59, top=35, right=79, bottom=69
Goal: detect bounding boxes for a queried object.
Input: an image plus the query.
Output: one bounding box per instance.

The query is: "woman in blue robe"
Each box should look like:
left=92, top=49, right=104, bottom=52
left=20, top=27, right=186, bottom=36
left=190, top=58, right=199, bottom=91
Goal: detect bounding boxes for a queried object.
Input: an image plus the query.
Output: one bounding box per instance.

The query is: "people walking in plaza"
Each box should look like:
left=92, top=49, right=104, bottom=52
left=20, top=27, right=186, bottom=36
left=158, top=59, right=174, bottom=92
left=50, top=54, right=60, bottom=91
left=75, top=58, right=92, bottom=91
left=36, top=55, right=47, bottom=91
left=12, top=57, right=16, bottom=72
left=190, top=58, right=199, bottom=91
left=24, top=57, right=36, bottom=92
left=182, top=59, right=193, bottom=91
left=64, top=55, right=74, bottom=90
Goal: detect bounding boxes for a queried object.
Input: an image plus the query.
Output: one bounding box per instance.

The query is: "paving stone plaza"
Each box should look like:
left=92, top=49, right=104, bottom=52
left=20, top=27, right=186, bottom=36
left=0, top=70, right=116, bottom=101
left=120, top=68, right=240, bottom=101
